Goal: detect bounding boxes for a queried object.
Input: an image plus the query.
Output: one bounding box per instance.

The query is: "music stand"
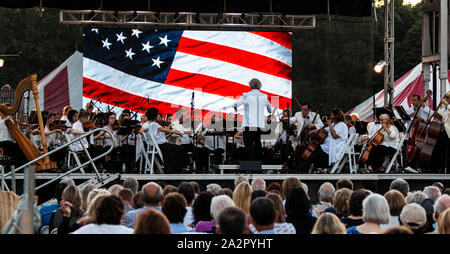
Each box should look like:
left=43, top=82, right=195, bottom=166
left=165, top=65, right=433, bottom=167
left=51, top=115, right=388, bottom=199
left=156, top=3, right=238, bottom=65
left=353, top=121, right=368, bottom=135
left=394, top=105, right=411, bottom=121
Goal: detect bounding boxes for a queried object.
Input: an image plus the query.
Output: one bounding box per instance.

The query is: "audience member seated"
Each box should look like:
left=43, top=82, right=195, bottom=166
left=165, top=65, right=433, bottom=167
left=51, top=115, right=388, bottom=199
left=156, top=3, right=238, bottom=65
left=234, top=175, right=249, bottom=189
left=73, top=195, right=133, bottom=234
left=163, top=185, right=178, bottom=196
left=311, top=212, right=346, bottom=234
left=108, top=184, right=124, bottom=197
left=206, top=183, right=222, bottom=196
left=336, top=178, right=354, bottom=191
left=390, top=178, right=410, bottom=197
left=251, top=190, right=267, bottom=203
left=193, top=191, right=214, bottom=230
left=267, top=182, right=282, bottom=194
left=437, top=208, right=450, bottom=234
left=233, top=182, right=253, bottom=217
left=381, top=190, right=407, bottom=230
left=162, top=192, right=195, bottom=234
left=429, top=195, right=450, bottom=234
left=423, top=186, right=441, bottom=202
left=314, top=182, right=336, bottom=214
left=123, top=177, right=139, bottom=195
left=443, top=188, right=450, bottom=196
left=205, top=195, right=235, bottom=233
left=118, top=188, right=135, bottom=213
left=341, top=189, right=370, bottom=228
left=432, top=182, right=444, bottom=195
left=218, top=188, right=233, bottom=199
left=382, top=225, right=413, bottom=234
left=216, top=207, right=247, bottom=234
left=251, top=178, right=266, bottom=192
left=406, top=191, right=428, bottom=204
left=49, top=185, right=84, bottom=233
left=399, top=203, right=427, bottom=234
left=39, top=182, right=67, bottom=232
left=134, top=208, right=171, bottom=234
left=285, top=187, right=317, bottom=234
left=80, top=183, right=96, bottom=211
left=252, top=193, right=296, bottom=234
left=347, top=194, right=390, bottom=234
left=190, top=181, right=200, bottom=199
left=249, top=197, right=278, bottom=234
left=178, top=182, right=195, bottom=227
left=133, top=191, right=144, bottom=209
left=324, top=188, right=352, bottom=218
left=420, top=198, right=436, bottom=233
left=281, top=177, right=301, bottom=201
left=123, top=182, right=163, bottom=228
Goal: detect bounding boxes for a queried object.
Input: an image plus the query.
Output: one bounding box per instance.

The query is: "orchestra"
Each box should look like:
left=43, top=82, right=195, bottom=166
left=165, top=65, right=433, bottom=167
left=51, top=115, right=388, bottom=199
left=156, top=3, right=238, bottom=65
left=2, top=76, right=450, bottom=175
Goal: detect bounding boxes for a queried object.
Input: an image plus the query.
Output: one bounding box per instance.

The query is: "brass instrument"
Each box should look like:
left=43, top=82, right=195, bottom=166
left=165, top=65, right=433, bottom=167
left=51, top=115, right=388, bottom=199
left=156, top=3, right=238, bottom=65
left=0, top=74, right=57, bottom=171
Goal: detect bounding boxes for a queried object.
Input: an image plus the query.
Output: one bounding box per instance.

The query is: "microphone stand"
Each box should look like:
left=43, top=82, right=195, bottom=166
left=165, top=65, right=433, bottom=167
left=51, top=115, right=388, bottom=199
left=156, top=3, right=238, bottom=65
left=131, top=96, right=150, bottom=121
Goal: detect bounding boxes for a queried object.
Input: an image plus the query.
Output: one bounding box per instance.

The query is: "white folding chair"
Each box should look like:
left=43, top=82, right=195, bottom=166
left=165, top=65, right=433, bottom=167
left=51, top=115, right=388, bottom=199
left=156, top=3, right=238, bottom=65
left=139, top=132, right=165, bottom=174
left=384, top=133, right=406, bottom=173
left=329, top=133, right=359, bottom=174
left=63, top=133, right=87, bottom=174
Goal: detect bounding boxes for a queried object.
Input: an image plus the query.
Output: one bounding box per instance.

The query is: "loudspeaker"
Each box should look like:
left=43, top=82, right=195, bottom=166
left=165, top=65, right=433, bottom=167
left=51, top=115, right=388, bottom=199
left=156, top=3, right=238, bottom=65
left=239, top=160, right=262, bottom=171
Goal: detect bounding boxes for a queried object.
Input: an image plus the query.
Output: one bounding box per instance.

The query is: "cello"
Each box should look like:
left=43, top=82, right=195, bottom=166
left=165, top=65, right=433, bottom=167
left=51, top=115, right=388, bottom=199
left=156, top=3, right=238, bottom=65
left=294, top=104, right=323, bottom=161
left=298, top=126, right=328, bottom=162
left=357, top=128, right=384, bottom=166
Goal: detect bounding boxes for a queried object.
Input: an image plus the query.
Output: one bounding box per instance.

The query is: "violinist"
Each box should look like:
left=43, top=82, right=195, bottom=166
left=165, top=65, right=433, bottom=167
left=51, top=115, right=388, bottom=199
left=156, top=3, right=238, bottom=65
left=172, top=108, right=196, bottom=169
left=31, top=112, right=64, bottom=149
left=61, top=105, right=72, bottom=121
left=91, top=112, right=118, bottom=173
left=275, top=109, right=293, bottom=145
left=203, top=114, right=226, bottom=165
left=364, top=113, right=399, bottom=173
left=310, top=108, right=348, bottom=173
left=69, top=110, right=90, bottom=154
left=65, top=109, right=78, bottom=132
left=117, top=110, right=139, bottom=173
left=272, top=109, right=295, bottom=165
left=289, top=103, right=324, bottom=143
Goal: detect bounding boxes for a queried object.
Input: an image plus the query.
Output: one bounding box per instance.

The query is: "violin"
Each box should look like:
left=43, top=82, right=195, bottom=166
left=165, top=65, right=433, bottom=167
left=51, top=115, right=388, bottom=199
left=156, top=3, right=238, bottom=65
left=83, top=121, right=102, bottom=130
left=49, top=122, right=67, bottom=131
left=112, top=120, right=120, bottom=131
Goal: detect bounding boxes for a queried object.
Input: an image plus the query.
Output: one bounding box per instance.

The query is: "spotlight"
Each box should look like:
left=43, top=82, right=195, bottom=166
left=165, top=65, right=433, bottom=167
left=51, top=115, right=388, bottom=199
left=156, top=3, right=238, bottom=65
left=0, top=58, right=4, bottom=68
left=374, top=60, right=387, bottom=73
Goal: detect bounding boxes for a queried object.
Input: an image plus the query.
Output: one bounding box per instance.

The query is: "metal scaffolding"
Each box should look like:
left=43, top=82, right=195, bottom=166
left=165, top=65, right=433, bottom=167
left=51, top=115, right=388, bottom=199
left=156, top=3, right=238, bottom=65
left=384, top=0, right=395, bottom=109
left=59, top=10, right=316, bottom=30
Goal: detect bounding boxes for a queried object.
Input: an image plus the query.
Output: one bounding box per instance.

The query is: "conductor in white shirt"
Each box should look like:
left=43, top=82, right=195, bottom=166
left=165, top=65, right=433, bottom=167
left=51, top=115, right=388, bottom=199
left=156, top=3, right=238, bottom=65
left=234, top=78, right=273, bottom=161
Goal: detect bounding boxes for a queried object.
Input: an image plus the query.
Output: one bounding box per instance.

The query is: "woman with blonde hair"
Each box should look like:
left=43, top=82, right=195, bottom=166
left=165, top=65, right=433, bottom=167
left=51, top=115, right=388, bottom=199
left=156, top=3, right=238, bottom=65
left=437, top=208, right=450, bottom=234
left=381, top=189, right=407, bottom=230
left=134, top=208, right=172, bottom=234
left=233, top=182, right=253, bottom=215
left=326, top=188, right=352, bottom=218
left=49, top=185, right=84, bottom=233
left=312, top=212, right=346, bottom=234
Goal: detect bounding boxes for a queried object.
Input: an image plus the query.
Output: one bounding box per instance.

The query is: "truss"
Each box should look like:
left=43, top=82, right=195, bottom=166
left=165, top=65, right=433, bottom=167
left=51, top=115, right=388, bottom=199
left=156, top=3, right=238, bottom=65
left=60, top=10, right=315, bottom=30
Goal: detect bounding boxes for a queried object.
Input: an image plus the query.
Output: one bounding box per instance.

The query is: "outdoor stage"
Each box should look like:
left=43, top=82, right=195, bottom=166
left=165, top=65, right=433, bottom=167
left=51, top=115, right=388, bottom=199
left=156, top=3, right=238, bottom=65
left=3, top=172, right=450, bottom=205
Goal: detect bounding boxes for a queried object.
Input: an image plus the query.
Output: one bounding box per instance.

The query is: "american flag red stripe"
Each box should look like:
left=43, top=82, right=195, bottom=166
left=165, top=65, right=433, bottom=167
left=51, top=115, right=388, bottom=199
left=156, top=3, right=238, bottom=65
left=248, top=31, right=293, bottom=50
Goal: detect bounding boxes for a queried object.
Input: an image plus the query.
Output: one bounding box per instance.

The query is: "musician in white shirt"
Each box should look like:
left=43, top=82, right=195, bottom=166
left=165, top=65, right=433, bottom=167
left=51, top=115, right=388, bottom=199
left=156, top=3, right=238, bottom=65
left=364, top=113, right=400, bottom=173
left=0, top=114, right=27, bottom=166
left=404, top=94, right=434, bottom=141
left=310, top=108, right=348, bottom=173
left=289, top=103, right=324, bottom=143
left=234, top=78, right=273, bottom=160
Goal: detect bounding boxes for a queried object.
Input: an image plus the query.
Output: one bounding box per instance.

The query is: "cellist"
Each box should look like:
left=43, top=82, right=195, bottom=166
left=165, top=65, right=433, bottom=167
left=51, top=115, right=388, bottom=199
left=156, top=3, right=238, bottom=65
left=289, top=102, right=324, bottom=144
left=364, top=113, right=399, bottom=173
left=309, top=108, right=348, bottom=173
left=429, top=92, right=450, bottom=172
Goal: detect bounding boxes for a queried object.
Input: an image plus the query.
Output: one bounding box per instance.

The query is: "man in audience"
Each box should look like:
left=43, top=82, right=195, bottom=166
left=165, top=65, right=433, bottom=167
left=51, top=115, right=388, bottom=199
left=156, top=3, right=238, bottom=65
left=249, top=197, right=278, bottom=234
left=432, top=182, right=444, bottom=194
left=123, top=182, right=163, bottom=228
left=190, top=181, right=200, bottom=199
left=336, top=178, right=354, bottom=191
left=118, top=188, right=135, bottom=213
left=406, top=191, right=428, bottom=204
left=162, top=193, right=195, bottom=233
left=123, top=177, right=139, bottom=195
left=399, top=203, right=427, bottom=234
left=313, top=182, right=335, bottom=213
left=251, top=190, right=267, bottom=202
left=428, top=194, right=450, bottom=234
left=251, top=178, right=266, bottom=191
left=206, top=183, right=222, bottom=196
left=234, top=175, right=249, bottom=189
left=390, top=178, right=409, bottom=197
left=133, top=191, right=144, bottom=209
left=178, top=182, right=195, bottom=226
left=281, top=177, right=301, bottom=200
left=423, top=186, right=441, bottom=202
left=39, top=182, right=67, bottom=233
left=216, top=207, right=247, bottom=234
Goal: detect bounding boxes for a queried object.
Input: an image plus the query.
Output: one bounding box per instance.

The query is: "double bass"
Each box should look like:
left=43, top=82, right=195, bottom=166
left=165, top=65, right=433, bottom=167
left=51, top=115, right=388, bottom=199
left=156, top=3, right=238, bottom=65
left=417, top=101, right=444, bottom=167
left=0, top=74, right=57, bottom=171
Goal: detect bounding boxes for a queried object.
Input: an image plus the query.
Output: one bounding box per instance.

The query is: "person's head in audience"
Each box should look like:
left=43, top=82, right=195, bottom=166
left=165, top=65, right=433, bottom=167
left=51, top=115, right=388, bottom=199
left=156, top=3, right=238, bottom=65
left=437, top=208, right=450, bottom=234
left=190, top=181, right=200, bottom=197
left=301, top=182, right=309, bottom=198
left=251, top=190, right=267, bottom=203
left=406, top=191, right=428, bottom=204
left=162, top=192, right=187, bottom=224
left=348, top=189, right=371, bottom=218
left=432, top=182, right=444, bottom=194
left=251, top=178, right=266, bottom=191
left=60, top=177, right=75, bottom=187
left=207, top=183, right=222, bottom=196
left=193, top=191, right=214, bottom=224
left=134, top=208, right=171, bottom=234
left=95, top=195, right=124, bottom=225
left=311, top=213, right=346, bottom=234
left=163, top=185, right=178, bottom=196
left=362, top=194, right=390, bottom=227
left=142, top=182, right=163, bottom=206
left=123, top=177, right=139, bottom=195
left=249, top=197, right=278, bottom=233
left=80, top=183, right=96, bottom=211
left=285, top=187, right=312, bottom=220
left=423, top=186, right=441, bottom=202
left=217, top=207, right=247, bottom=234
left=266, top=193, right=286, bottom=223
left=218, top=188, right=233, bottom=199
left=281, top=177, right=301, bottom=200
left=118, top=188, right=134, bottom=208
left=382, top=225, right=413, bottom=234
left=390, top=178, right=409, bottom=197
left=420, top=198, right=436, bottom=233
left=234, top=175, right=249, bottom=189
left=210, top=195, right=235, bottom=225
left=433, top=194, right=450, bottom=223
left=399, top=203, right=427, bottom=234
left=55, top=182, right=68, bottom=204
left=62, top=185, right=83, bottom=217
left=444, top=188, right=450, bottom=196
left=178, top=182, right=195, bottom=206
left=384, top=189, right=407, bottom=217
left=133, top=191, right=144, bottom=209
left=108, top=184, right=124, bottom=196
left=78, top=190, right=110, bottom=226
left=332, top=188, right=352, bottom=217
left=318, top=182, right=335, bottom=204
left=233, top=181, right=253, bottom=215
left=267, top=182, right=282, bottom=194
left=336, top=178, right=354, bottom=191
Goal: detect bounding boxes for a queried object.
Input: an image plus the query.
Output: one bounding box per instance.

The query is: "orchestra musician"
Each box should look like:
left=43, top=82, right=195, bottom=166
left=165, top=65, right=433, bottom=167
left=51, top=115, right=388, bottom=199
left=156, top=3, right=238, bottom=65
left=0, top=114, right=27, bottom=167
left=92, top=112, right=119, bottom=173
left=429, top=92, right=450, bottom=172
left=203, top=114, right=226, bottom=165
left=117, top=110, right=139, bottom=173
left=172, top=108, right=196, bottom=170
left=61, top=105, right=72, bottom=121
left=344, top=115, right=357, bottom=137
left=270, top=109, right=296, bottom=165
left=289, top=102, right=324, bottom=143
left=65, top=109, right=78, bottom=132
left=68, top=109, right=93, bottom=168
left=234, top=78, right=273, bottom=161
left=139, top=107, right=186, bottom=173
left=310, top=108, right=348, bottom=173
left=363, top=113, right=400, bottom=173
left=359, top=109, right=382, bottom=145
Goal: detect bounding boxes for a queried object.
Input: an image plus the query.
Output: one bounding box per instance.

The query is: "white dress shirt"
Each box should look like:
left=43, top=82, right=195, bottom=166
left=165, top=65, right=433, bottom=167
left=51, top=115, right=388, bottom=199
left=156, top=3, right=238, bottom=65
left=366, top=121, right=382, bottom=138
left=320, top=121, right=348, bottom=165
left=145, top=121, right=167, bottom=145
left=380, top=125, right=400, bottom=148
left=0, top=116, right=15, bottom=143
left=234, top=89, right=273, bottom=129
left=172, top=120, right=191, bottom=145
left=289, top=111, right=324, bottom=138
left=70, top=120, right=89, bottom=152
left=404, top=106, right=434, bottom=139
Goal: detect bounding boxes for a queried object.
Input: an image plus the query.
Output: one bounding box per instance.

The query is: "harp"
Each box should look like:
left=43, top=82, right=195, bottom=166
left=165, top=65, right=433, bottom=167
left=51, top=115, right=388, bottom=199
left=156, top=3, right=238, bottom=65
left=0, top=74, right=57, bottom=171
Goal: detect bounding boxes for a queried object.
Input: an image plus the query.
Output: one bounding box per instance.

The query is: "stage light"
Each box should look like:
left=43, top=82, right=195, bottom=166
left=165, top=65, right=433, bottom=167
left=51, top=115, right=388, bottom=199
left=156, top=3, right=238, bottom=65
left=0, top=58, right=4, bottom=68
left=374, top=60, right=387, bottom=73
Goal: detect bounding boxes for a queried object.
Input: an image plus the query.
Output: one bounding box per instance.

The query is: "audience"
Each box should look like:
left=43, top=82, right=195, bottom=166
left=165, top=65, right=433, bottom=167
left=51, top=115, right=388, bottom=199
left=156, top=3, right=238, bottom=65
left=336, top=178, right=354, bottom=191
left=217, top=207, right=247, bottom=234
left=285, top=187, right=317, bottom=234
left=281, top=177, right=301, bottom=200
left=251, top=178, right=266, bottom=191
left=346, top=194, right=390, bottom=234
left=108, top=184, right=124, bottom=196
left=267, top=182, right=282, bottom=194
left=249, top=197, right=277, bottom=234
left=437, top=208, right=450, bottom=234
left=162, top=192, right=195, bottom=234
left=178, top=182, right=195, bottom=227
left=206, top=183, right=222, bottom=196
left=382, top=225, right=413, bottom=234
left=406, top=191, right=428, bottom=204
left=74, top=190, right=110, bottom=230
left=233, top=182, right=253, bottom=216
left=423, top=186, right=441, bottom=202
left=381, top=190, right=407, bottom=230
left=218, top=188, right=233, bottom=199
left=324, top=188, right=352, bottom=218
left=311, top=212, right=346, bottom=234
left=118, top=188, right=135, bottom=213
left=80, top=183, right=96, bottom=212
left=49, top=185, right=84, bottom=233
left=163, top=185, right=178, bottom=196
left=314, top=182, right=336, bottom=214
left=190, top=181, right=200, bottom=199
left=193, top=191, right=214, bottom=229
left=39, top=182, right=67, bottom=232
left=234, top=175, right=249, bottom=189
left=203, top=195, right=235, bottom=233
left=420, top=198, right=436, bottom=233
left=432, top=182, right=444, bottom=194
left=123, top=177, right=139, bottom=195
left=341, top=189, right=370, bottom=228
left=444, top=188, right=450, bottom=196
left=429, top=194, right=450, bottom=234
left=123, top=182, right=163, bottom=228
left=390, top=178, right=409, bottom=197
left=251, top=190, right=267, bottom=202
left=399, top=203, right=427, bottom=234
left=133, top=191, right=144, bottom=209
left=134, top=208, right=171, bottom=234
